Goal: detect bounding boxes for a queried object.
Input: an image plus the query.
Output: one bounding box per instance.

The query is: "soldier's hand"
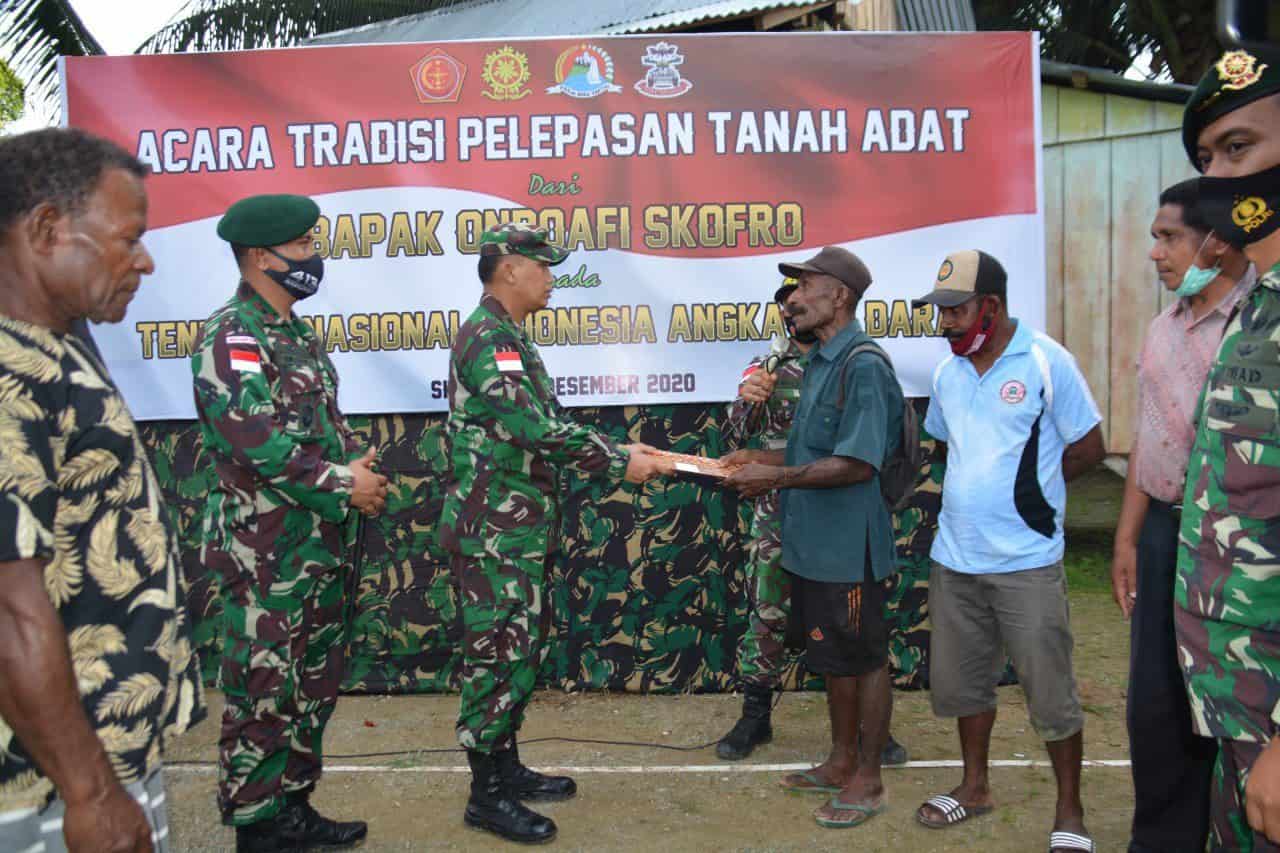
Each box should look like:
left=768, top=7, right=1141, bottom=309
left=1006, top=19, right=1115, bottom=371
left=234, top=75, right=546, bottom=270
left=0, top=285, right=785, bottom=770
left=351, top=448, right=389, bottom=516
left=623, top=445, right=668, bottom=483
left=1247, top=737, right=1280, bottom=842
left=63, top=779, right=153, bottom=852
left=1110, top=543, right=1137, bottom=619
left=739, top=369, right=778, bottom=404
left=721, top=449, right=763, bottom=468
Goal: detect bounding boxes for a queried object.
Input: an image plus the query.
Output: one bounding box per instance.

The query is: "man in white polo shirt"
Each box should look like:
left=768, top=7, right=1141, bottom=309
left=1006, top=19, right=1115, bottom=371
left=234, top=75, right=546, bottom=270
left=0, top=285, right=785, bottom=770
left=910, top=251, right=1106, bottom=853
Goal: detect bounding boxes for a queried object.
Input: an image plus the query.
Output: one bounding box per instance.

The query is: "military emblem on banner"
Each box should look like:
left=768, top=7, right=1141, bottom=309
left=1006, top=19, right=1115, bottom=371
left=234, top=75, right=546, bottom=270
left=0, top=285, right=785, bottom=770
left=482, top=45, right=532, bottom=101
left=546, top=43, right=622, bottom=98
left=411, top=48, right=466, bottom=103
left=634, top=42, right=693, bottom=99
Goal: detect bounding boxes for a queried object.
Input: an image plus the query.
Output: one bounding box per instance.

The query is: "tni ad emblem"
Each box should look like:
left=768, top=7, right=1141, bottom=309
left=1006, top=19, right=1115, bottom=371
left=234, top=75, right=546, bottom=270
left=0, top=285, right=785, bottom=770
left=411, top=48, right=465, bottom=103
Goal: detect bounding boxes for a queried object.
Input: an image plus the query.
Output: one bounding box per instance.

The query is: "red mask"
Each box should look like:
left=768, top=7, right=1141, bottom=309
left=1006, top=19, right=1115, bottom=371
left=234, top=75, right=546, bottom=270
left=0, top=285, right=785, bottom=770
left=948, top=304, right=995, bottom=356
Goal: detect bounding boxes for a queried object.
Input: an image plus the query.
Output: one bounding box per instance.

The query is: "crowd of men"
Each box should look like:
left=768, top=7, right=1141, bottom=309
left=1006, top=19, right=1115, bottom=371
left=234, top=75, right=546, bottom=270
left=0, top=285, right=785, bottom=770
left=0, top=45, right=1276, bottom=853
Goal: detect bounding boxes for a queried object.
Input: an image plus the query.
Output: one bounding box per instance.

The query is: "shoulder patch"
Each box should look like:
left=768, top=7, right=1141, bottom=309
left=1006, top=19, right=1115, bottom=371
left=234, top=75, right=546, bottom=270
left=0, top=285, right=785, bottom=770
left=228, top=347, right=262, bottom=374
left=494, top=347, right=524, bottom=374
left=225, top=334, right=257, bottom=346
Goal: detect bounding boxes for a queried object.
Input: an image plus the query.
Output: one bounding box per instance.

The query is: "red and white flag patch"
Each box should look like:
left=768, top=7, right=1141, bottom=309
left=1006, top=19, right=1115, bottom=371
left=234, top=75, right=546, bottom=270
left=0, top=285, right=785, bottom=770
left=741, top=363, right=760, bottom=380
left=494, top=350, right=524, bottom=373
left=229, top=348, right=262, bottom=374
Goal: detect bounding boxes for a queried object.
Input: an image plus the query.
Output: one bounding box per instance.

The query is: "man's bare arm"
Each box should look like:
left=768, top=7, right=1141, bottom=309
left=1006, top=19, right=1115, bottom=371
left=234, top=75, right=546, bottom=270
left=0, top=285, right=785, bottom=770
left=724, top=455, right=874, bottom=498
left=1064, top=425, right=1106, bottom=483
left=0, top=557, right=151, bottom=852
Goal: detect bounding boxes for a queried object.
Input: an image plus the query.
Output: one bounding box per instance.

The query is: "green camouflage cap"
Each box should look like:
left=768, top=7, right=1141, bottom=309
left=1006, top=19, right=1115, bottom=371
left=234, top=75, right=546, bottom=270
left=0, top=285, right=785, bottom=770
left=479, top=222, right=569, bottom=266
left=216, top=194, right=320, bottom=247
left=1183, top=50, right=1280, bottom=171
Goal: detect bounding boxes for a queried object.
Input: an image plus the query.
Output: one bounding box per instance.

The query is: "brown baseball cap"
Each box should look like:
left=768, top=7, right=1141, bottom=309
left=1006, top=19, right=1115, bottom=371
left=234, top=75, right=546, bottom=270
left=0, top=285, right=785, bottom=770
left=777, top=246, right=872, bottom=296
left=912, top=249, right=1007, bottom=308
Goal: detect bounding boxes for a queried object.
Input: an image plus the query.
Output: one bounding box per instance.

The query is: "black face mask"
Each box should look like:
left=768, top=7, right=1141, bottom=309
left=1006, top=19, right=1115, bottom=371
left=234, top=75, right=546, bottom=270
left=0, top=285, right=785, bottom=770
left=264, top=248, right=324, bottom=300
left=1197, top=161, right=1280, bottom=246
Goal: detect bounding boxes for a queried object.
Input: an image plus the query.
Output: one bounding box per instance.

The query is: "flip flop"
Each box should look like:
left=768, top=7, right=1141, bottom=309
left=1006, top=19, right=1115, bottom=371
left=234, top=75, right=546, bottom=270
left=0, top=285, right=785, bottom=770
left=915, top=794, right=994, bottom=828
left=779, top=769, right=842, bottom=794
left=1049, top=830, right=1096, bottom=852
left=814, top=797, right=886, bottom=829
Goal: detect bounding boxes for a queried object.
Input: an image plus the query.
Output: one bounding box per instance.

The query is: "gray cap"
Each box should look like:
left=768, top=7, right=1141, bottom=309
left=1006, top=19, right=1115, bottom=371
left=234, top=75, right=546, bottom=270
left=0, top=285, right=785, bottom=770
left=777, top=246, right=872, bottom=296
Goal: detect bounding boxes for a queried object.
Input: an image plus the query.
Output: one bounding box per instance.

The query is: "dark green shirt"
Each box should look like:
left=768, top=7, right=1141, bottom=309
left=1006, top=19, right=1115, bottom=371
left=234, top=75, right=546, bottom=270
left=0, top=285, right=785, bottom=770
left=781, top=318, right=902, bottom=583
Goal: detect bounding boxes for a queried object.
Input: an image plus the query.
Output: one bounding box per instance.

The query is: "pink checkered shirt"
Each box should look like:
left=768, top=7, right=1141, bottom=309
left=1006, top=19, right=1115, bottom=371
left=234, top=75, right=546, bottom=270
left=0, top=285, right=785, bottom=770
left=1132, top=270, right=1256, bottom=504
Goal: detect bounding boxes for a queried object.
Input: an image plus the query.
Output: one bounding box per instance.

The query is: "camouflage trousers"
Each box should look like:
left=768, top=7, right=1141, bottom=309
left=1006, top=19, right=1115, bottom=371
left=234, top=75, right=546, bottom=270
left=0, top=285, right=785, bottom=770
left=735, top=528, right=791, bottom=690
left=217, top=559, right=348, bottom=826
left=1211, top=738, right=1280, bottom=853
left=453, top=552, right=553, bottom=753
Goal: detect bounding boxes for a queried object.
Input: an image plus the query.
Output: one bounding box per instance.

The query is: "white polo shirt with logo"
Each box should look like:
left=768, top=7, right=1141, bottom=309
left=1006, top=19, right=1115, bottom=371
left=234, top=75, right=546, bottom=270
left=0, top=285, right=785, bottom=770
left=924, top=320, right=1102, bottom=574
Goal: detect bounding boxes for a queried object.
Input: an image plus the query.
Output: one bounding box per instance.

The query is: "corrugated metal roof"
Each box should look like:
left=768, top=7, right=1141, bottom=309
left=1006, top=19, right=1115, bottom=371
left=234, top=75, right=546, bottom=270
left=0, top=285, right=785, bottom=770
left=309, top=0, right=824, bottom=46
left=895, top=0, right=975, bottom=31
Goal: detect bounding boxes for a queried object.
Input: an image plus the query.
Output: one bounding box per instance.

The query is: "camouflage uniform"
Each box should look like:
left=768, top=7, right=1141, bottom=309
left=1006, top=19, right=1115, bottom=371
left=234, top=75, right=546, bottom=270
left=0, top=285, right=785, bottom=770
left=439, top=293, right=629, bottom=752
left=724, top=345, right=805, bottom=689
left=192, top=282, right=361, bottom=826
left=1175, top=264, right=1280, bottom=852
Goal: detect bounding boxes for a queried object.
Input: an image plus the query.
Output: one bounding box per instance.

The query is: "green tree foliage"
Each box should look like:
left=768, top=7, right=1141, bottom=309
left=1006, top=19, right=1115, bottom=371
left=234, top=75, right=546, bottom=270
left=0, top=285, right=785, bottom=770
left=0, top=58, right=24, bottom=127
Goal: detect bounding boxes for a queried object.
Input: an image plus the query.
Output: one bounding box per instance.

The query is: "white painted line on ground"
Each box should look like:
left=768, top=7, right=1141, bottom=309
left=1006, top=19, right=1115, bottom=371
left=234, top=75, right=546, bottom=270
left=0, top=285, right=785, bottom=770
left=166, top=758, right=1131, bottom=774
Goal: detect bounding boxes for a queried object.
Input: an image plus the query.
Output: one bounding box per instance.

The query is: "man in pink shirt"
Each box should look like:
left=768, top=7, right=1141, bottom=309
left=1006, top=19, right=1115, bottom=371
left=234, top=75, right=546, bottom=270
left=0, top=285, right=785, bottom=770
left=1113, top=178, right=1255, bottom=853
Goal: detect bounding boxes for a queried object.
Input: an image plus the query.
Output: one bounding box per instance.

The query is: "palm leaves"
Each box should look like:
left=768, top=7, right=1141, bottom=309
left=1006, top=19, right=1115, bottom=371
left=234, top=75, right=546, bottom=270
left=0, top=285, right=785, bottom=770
left=973, top=0, right=1219, bottom=83
left=0, top=0, right=103, bottom=118
left=137, top=0, right=459, bottom=54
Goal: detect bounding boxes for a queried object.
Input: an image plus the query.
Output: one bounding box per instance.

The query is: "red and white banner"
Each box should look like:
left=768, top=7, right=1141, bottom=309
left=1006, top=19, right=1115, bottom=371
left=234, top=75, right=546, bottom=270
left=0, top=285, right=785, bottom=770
left=63, top=32, right=1042, bottom=419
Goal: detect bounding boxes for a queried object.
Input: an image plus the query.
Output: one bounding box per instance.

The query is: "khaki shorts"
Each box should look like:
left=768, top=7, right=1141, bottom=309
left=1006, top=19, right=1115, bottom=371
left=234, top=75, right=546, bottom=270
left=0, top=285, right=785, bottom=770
left=928, top=561, right=1083, bottom=743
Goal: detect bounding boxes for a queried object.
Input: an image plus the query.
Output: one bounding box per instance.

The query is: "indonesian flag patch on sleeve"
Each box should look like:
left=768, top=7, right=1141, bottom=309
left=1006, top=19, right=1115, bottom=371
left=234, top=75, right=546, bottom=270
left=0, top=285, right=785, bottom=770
left=494, top=349, right=524, bottom=374
left=229, top=347, right=262, bottom=374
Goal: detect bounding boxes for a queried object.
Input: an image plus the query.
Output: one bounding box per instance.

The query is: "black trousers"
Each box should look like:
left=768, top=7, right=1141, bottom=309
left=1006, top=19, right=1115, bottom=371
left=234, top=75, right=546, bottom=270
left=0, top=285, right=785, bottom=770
left=1127, top=499, right=1218, bottom=853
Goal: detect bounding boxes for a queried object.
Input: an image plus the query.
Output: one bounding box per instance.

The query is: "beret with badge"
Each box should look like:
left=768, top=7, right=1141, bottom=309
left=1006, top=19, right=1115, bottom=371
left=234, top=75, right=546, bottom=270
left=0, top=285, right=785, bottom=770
left=1183, top=50, right=1280, bottom=171
left=216, top=194, right=320, bottom=247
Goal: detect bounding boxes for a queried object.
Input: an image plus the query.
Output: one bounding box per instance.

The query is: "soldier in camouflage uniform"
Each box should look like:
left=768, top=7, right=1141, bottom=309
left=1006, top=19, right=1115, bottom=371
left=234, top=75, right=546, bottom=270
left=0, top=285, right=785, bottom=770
left=439, top=222, right=666, bottom=844
left=193, top=194, right=388, bottom=853
left=1175, top=53, right=1280, bottom=852
left=715, top=279, right=808, bottom=759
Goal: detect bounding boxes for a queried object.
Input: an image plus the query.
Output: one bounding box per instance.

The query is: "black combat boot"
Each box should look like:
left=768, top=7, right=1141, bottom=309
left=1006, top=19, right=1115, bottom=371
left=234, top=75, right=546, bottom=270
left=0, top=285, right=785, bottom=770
left=234, top=804, right=309, bottom=853
left=286, top=791, right=368, bottom=848
left=881, top=732, right=909, bottom=767
left=716, top=685, right=774, bottom=760
left=464, top=749, right=557, bottom=844
left=498, top=741, right=578, bottom=801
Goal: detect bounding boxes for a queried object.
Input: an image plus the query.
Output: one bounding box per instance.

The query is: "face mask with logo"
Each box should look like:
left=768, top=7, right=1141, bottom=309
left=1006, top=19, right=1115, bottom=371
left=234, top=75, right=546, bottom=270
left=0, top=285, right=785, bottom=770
left=947, top=300, right=995, bottom=356
left=1175, top=232, right=1222, bottom=297
left=264, top=248, right=324, bottom=300
left=1197, top=161, right=1280, bottom=246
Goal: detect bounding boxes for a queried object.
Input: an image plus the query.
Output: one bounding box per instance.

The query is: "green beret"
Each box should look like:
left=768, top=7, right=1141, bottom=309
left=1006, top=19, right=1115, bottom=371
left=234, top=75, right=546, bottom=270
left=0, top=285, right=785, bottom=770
left=216, top=194, right=320, bottom=247
left=1183, top=50, right=1280, bottom=171
left=479, top=222, right=568, bottom=266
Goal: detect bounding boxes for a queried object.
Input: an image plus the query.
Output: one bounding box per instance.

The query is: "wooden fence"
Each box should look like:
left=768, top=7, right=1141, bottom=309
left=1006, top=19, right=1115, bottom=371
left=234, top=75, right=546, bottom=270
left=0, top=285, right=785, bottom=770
left=1041, top=82, right=1197, bottom=454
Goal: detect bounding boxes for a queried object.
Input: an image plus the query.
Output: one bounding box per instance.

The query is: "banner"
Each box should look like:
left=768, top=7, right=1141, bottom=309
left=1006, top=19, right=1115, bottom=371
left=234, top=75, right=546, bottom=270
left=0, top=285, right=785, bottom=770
left=63, top=32, right=1042, bottom=420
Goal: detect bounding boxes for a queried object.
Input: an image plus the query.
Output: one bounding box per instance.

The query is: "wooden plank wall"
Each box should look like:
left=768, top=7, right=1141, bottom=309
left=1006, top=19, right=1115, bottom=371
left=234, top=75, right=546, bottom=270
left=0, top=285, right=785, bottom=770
left=1041, top=84, right=1195, bottom=454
